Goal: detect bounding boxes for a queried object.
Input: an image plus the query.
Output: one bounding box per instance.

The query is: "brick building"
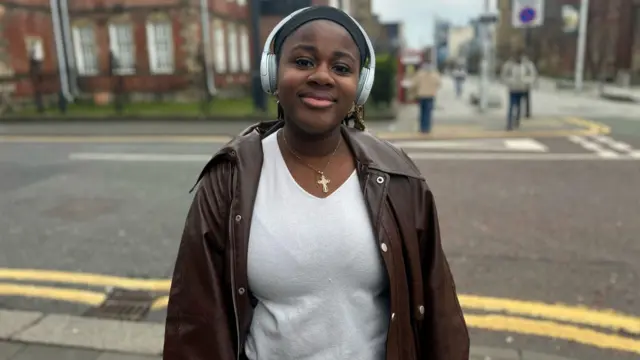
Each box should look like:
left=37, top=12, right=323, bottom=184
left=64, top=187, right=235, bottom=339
left=1, top=0, right=252, bottom=100
left=496, top=0, right=640, bottom=83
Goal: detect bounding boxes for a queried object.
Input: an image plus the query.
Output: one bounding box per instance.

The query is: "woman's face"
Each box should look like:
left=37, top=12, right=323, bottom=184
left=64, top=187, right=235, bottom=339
left=277, top=20, right=361, bottom=135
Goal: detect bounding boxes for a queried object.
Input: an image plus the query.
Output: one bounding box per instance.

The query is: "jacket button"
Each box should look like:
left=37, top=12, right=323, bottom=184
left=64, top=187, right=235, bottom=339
left=235, top=215, right=242, bottom=222
left=391, top=313, right=396, bottom=321
left=380, top=243, right=388, bottom=252
left=376, top=176, right=384, bottom=184
left=238, top=287, right=246, bottom=295
left=418, top=305, right=425, bottom=315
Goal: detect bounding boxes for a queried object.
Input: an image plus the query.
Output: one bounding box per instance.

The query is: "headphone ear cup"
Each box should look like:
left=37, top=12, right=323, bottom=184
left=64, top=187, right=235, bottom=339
left=260, top=53, right=278, bottom=94
left=260, top=53, right=272, bottom=94
left=355, top=68, right=372, bottom=105
left=268, top=55, right=278, bottom=94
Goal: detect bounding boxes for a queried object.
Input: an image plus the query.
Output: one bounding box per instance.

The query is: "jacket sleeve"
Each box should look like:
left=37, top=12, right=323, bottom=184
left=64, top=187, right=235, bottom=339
left=419, top=182, right=470, bottom=360
left=163, top=163, right=236, bottom=360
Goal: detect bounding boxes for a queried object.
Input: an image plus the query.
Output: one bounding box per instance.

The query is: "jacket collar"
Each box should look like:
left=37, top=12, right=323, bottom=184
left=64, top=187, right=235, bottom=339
left=197, top=120, right=422, bottom=186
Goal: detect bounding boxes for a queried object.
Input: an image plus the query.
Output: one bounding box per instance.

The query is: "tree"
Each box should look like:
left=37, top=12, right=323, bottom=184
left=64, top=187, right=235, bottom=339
left=369, top=54, right=396, bottom=107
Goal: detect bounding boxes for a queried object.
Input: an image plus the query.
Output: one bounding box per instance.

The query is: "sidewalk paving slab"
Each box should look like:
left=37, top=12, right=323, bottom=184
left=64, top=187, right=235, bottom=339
left=0, top=311, right=43, bottom=339
left=11, top=314, right=164, bottom=355
left=0, top=340, right=582, bottom=360
left=0, top=308, right=585, bottom=360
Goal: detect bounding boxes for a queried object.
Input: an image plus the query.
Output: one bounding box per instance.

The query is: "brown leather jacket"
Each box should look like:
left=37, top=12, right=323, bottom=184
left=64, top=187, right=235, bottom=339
left=163, top=121, right=469, bottom=360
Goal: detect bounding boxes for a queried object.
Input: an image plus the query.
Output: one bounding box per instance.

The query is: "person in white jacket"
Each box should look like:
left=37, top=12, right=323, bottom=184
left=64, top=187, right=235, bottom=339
left=501, top=53, right=536, bottom=130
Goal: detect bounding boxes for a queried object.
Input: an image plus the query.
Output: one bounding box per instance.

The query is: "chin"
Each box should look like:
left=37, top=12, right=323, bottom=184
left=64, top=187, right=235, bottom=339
left=289, top=112, right=342, bottom=136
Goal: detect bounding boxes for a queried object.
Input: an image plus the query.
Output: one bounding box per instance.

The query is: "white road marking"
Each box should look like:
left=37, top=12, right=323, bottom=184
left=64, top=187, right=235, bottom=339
left=568, top=136, right=621, bottom=158
left=68, top=152, right=640, bottom=162
left=69, top=153, right=211, bottom=162
left=589, top=135, right=634, bottom=153
left=394, top=138, right=548, bottom=152
left=406, top=153, right=629, bottom=161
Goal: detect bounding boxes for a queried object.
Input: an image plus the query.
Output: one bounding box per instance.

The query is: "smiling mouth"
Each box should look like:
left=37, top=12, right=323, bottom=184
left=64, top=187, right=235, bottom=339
left=300, top=96, right=335, bottom=109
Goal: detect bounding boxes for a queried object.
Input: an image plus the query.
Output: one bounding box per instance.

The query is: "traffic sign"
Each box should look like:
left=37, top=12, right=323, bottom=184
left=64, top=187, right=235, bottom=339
left=512, top=0, right=545, bottom=28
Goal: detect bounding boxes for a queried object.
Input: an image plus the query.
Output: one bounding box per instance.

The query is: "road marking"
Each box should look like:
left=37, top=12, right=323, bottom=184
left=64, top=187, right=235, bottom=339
left=393, top=138, right=548, bottom=152
left=2, top=271, right=640, bottom=335
left=0, top=135, right=233, bottom=144
left=407, top=153, right=637, bottom=160
left=460, top=294, right=640, bottom=334
left=69, top=152, right=211, bottom=162
left=151, top=296, right=169, bottom=310
left=591, top=135, right=634, bottom=152
left=568, top=135, right=622, bottom=158
left=564, top=117, right=611, bottom=135
left=0, top=282, right=106, bottom=306
left=465, top=315, right=640, bottom=355
left=0, top=268, right=171, bottom=292
left=68, top=151, right=640, bottom=162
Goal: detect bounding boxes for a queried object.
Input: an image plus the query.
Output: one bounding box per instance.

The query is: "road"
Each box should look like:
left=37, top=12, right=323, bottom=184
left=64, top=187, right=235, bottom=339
left=0, top=118, right=639, bottom=360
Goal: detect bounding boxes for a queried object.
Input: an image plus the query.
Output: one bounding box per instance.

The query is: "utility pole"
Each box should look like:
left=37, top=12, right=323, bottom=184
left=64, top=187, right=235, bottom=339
left=478, top=0, right=491, bottom=112
left=250, top=0, right=266, bottom=112
left=431, top=15, right=438, bottom=68
left=574, top=0, right=589, bottom=91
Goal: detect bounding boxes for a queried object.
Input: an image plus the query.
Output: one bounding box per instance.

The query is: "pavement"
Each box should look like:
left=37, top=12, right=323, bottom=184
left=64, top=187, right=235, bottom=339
left=1, top=78, right=640, bottom=360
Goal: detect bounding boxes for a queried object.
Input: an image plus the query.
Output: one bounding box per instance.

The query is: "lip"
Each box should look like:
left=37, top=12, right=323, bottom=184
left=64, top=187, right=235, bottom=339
left=298, top=91, right=336, bottom=109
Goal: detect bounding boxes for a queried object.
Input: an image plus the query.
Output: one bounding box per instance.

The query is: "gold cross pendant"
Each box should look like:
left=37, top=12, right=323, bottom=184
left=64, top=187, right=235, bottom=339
left=317, top=174, right=331, bottom=193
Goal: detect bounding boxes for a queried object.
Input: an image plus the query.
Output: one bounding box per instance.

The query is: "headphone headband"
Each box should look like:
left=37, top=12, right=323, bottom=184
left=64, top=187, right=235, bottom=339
left=260, top=6, right=376, bottom=105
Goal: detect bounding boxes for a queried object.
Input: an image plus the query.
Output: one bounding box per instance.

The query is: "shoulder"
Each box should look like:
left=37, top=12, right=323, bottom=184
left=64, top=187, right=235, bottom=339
left=192, top=121, right=276, bottom=191
left=345, top=128, right=424, bottom=181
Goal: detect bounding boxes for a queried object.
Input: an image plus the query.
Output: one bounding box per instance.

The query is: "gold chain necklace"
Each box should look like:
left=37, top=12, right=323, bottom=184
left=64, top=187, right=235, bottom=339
left=281, top=131, right=342, bottom=193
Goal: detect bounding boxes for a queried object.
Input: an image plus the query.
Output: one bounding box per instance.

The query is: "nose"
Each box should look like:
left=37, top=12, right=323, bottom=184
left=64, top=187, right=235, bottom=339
left=307, top=63, right=335, bottom=87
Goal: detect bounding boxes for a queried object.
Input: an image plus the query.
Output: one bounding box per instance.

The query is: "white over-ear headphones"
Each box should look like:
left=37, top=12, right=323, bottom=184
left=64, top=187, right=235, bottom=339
left=259, top=7, right=376, bottom=106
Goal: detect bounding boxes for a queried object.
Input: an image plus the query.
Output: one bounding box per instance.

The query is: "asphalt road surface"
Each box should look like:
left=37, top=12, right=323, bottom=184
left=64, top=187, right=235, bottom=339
left=1, top=122, right=639, bottom=360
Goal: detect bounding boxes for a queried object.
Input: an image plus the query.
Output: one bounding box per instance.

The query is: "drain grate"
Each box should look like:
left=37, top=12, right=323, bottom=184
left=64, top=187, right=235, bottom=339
left=84, top=289, right=153, bottom=321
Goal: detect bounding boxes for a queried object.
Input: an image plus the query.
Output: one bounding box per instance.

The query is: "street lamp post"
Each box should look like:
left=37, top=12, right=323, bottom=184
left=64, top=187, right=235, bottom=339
left=478, top=0, right=494, bottom=112
left=574, top=0, right=589, bottom=91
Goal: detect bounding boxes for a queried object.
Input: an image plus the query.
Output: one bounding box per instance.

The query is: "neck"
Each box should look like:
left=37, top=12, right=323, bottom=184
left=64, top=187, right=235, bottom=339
left=281, top=122, right=343, bottom=158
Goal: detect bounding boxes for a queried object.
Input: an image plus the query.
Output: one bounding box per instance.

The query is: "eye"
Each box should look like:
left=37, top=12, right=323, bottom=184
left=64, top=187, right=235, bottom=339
left=294, top=58, right=314, bottom=68
left=333, top=64, right=352, bottom=75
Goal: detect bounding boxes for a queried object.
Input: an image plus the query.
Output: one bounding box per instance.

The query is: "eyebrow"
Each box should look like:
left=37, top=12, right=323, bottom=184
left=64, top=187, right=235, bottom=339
left=290, top=44, right=357, bottom=63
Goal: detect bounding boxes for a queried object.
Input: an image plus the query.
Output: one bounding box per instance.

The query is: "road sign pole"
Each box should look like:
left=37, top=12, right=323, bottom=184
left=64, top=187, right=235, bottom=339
left=574, top=0, right=589, bottom=91
left=479, top=0, right=491, bottom=112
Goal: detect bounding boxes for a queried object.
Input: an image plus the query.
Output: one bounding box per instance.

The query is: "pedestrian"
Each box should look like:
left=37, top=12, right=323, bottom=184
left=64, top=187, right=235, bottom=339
left=520, top=54, right=538, bottom=118
left=500, top=52, right=535, bottom=130
left=452, top=62, right=467, bottom=98
left=411, top=61, right=442, bottom=133
left=163, top=5, right=469, bottom=360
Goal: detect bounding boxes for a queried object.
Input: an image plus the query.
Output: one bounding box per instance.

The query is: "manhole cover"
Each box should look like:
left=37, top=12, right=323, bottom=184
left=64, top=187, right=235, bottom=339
left=84, top=289, right=153, bottom=321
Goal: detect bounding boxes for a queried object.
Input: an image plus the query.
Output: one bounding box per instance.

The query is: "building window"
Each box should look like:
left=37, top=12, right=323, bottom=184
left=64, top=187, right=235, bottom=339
left=212, top=19, right=227, bottom=73
left=227, top=22, right=239, bottom=73
left=146, top=20, right=174, bottom=74
left=72, top=25, right=98, bottom=75
left=240, top=25, right=250, bottom=73
left=108, top=22, right=135, bottom=74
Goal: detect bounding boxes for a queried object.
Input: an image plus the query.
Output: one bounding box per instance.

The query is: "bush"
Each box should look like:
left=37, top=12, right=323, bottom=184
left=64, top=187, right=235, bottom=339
left=370, top=54, right=396, bottom=106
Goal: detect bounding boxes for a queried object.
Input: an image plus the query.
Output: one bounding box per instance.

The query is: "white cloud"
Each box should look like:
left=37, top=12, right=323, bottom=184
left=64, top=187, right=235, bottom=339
left=372, top=0, right=497, bottom=48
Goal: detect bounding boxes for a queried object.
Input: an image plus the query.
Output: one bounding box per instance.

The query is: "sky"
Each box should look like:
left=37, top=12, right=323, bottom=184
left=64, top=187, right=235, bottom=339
left=371, top=0, right=498, bottom=49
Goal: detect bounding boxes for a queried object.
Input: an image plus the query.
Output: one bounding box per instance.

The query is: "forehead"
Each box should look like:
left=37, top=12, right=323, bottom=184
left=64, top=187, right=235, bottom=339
left=283, top=20, right=358, bottom=52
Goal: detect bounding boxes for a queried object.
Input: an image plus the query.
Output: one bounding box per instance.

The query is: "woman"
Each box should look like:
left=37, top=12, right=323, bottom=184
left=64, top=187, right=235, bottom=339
left=163, top=6, right=468, bottom=360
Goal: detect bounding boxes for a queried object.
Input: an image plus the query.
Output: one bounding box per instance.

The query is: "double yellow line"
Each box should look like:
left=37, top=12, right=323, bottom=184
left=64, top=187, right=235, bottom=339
left=0, top=267, right=638, bottom=354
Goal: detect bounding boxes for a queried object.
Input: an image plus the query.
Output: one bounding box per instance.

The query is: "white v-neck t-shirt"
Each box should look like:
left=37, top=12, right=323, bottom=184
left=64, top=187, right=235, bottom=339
left=245, top=130, right=390, bottom=360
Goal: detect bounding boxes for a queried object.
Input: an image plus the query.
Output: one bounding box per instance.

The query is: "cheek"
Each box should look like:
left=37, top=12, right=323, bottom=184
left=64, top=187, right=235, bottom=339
left=277, top=68, right=301, bottom=95
left=339, top=78, right=360, bottom=101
